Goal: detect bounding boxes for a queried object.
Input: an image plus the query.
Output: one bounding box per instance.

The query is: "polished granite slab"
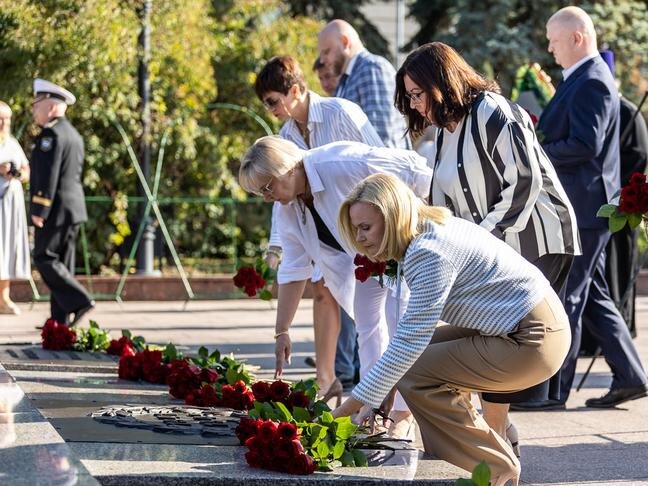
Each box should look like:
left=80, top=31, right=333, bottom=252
left=0, top=364, right=100, bottom=486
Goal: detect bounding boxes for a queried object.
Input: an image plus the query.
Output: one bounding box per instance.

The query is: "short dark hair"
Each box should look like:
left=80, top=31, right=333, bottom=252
left=254, top=56, right=307, bottom=100
left=395, top=42, right=500, bottom=136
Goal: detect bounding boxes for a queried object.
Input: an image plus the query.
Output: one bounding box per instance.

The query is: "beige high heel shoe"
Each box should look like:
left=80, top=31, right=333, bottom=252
left=387, top=411, right=415, bottom=441
left=320, top=378, right=343, bottom=407
left=506, top=422, right=521, bottom=458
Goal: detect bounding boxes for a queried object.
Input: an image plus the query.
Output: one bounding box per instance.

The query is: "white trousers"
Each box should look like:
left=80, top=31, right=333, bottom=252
left=353, top=277, right=409, bottom=412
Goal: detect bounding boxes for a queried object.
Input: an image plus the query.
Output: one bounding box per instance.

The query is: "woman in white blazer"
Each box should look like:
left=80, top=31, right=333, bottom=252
left=239, top=136, right=431, bottom=436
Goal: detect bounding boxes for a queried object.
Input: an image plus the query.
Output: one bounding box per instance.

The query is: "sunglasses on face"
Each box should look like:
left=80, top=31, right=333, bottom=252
left=262, top=97, right=281, bottom=109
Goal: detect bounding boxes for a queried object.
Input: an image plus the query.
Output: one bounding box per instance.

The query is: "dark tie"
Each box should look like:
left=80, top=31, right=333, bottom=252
left=336, top=73, right=349, bottom=96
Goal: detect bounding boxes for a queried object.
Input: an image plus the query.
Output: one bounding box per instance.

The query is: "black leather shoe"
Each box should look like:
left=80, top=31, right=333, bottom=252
left=71, top=301, right=95, bottom=325
left=509, top=399, right=566, bottom=411
left=585, top=384, right=648, bottom=408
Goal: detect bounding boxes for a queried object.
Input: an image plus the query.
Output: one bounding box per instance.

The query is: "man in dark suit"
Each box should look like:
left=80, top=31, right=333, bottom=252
left=30, top=79, right=94, bottom=325
left=513, top=7, right=647, bottom=410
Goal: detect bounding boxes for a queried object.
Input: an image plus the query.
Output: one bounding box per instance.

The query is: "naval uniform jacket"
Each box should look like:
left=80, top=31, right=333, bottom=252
left=30, top=116, right=87, bottom=227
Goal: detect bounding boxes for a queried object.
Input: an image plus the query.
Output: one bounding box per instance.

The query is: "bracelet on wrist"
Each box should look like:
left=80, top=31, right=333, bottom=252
left=265, top=249, right=282, bottom=259
left=274, top=330, right=290, bottom=339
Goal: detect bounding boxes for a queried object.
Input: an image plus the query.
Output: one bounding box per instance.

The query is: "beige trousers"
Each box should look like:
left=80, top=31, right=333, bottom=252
left=396, top=290, right=571, bottom=478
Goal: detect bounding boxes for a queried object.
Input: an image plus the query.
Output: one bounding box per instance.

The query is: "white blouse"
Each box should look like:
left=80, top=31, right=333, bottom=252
left=275, top=141, right=432, bottom=318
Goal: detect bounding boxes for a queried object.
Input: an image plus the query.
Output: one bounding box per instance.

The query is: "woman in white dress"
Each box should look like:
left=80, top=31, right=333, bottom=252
left=0, top=101, right=31, bottom=315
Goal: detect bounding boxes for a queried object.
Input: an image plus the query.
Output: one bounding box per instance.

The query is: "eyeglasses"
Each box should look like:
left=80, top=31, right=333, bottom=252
left=258, top=179, right=274, bottom=196
left=262, top=97, right=281, bottom=109
left=404, top=90, right=424, bottom=104
left=31, top=97, right=47, bottom=107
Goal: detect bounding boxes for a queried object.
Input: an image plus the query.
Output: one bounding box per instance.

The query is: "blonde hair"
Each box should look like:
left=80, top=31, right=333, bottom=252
left=0, top=101, right=11, bottom=115
left=239, top=136, right=303, bottom=194
left=338, top=173, right=450, bottom=261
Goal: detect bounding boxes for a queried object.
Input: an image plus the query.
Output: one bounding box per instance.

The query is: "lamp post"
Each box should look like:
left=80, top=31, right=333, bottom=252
left=136, top=0, right=157, bottom=275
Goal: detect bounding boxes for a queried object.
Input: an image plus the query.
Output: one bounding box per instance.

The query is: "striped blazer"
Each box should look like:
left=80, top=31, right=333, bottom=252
left=429, top=92, right=581, bottom=261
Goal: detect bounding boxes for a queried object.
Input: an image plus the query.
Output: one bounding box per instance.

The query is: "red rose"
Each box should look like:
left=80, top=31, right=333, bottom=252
left=374, top=261, right=387, bottom=274
left=221, top=384, right=235, bottom=399
left=276, top=438, right=304, bottom=459
left=276, top=422, right=298, bottom=441
left=184, top=391, right=202, bottom=406
left=269, top=380, right=291, bottom=402
left=236, top=417, right=259, bottom=444
left=233, top=266, right=255, bottom=287
left=118, top=353, right=143, bottom=381
left=289, top=453, right=316, bottom=475
left=251, top=381, right=271, bottom=402
left=355, top=266, right=371, bottom=282
left=120, top=342, right=136, bottom=357
left=239, top=390, right=255, bottom=410
left=245, top=450, right=265, bottom=469
left=257, top=420, right=278, bottom=444
left=167, top=360, right=202, bottom=399
left=243, top=284, right=257, bottom=297
left=286, top=391, right=310, bottom=409
left=198, top=384, right=220, bottom=406
left=41, top=319, right=77, bottom=350
left=233, top=380, right=248, bottom=393
left=141, top=349, right=167, bottom=384
left=199, top=368, right=219, bottom=384
left=107, top=336, right=134, bottom=356
left=629, top=172, right=647, bottom=186
left=353, top=253, right=364, bottom=265
left=244, top=435, right=262, bottom=452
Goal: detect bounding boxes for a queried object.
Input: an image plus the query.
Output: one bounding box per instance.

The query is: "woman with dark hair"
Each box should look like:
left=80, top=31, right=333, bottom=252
left=394, top=42, right=580, bottom=454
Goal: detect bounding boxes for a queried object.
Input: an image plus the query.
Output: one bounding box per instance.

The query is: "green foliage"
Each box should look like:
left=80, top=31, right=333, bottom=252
left=188, top=347, right=254, bottom=385
left=455, top=461, right=491, bottom=486
left=0, top=0, right=323, bottom=273
left=284, top=0, right=390, bottom=60
left=74, top=320, right=111, bottom=352
left=406, top=0, right=648, bottom=100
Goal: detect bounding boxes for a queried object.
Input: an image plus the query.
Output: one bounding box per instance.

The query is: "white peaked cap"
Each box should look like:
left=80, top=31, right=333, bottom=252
left=33, top=78, right=76, bottom=105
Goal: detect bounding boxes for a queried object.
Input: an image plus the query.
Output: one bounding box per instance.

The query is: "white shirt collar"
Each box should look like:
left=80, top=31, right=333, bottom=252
left=344, top=49, right=366, bottom=76
left=562, top=54, right=597, bottom=80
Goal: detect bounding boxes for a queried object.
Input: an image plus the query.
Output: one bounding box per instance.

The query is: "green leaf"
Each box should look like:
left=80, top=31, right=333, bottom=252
left=258, top=289, right=272, bottom=301
left=198, top=346, right=208, bottom=358
left=455, top=480, right=475, bottom=486
left=334, top=417, right=357, bottom=440
left=312, top=401, right=331, bottom=418
left=320, top=411, right=334, bottom=425
left=89, top=320, right=99, bottom=329
left=332, top=440, right=346, bottom=459
left=471, top=461, right=491, bottom=486
left=627, top=212, right=643, bottom=229
left=609, top=212, right=628, bottom=233
left=316, top=440, right=330, bottom=458
left=121, top=329, right=132, bottom=339
left=209, top=349, right=221, bottom=361
left=351, top=449, right=368, bottom=467
left=597, top=203, right=617, bottom=217
left=226, top=368, right=238, bottom=385
left=274, top=402, right=292, bottom=422
left=340, top=450, right=355, bottom=467
left=292, top=406, right=311, bottom=423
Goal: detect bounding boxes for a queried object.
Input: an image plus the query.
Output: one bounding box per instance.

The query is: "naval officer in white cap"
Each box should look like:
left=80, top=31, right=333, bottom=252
left=30, top=78, right=94, bottom=325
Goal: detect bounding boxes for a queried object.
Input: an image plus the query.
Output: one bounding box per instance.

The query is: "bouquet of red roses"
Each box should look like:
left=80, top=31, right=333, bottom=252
left=353, top=254, right=399, bottom=287
left=233, top=258, right=276, bottom=300
left=598, top=172, right=648, bottom=233
left=41, top=319, right=77, bottom=350
left=242, top=420, right=316, bottom=475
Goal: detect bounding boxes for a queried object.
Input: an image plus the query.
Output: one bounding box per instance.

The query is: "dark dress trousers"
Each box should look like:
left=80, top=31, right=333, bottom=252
left=538, top=57, right=647, bottom=403
left=30, top=116, right=92, bottom=324
left=582, top=96, right=648, bottom=348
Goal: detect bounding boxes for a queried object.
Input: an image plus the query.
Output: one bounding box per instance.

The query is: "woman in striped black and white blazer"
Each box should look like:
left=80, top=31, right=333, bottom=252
left=394, top=42, right=581, bottom=454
